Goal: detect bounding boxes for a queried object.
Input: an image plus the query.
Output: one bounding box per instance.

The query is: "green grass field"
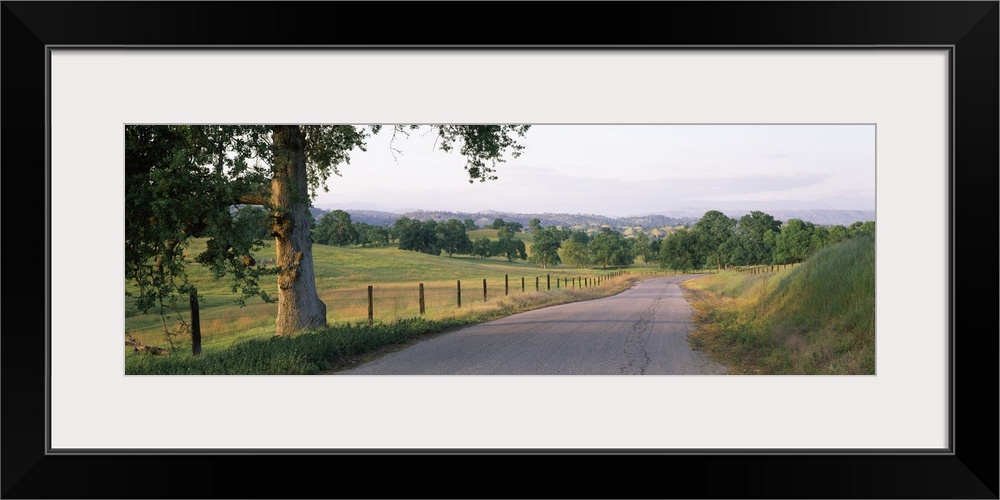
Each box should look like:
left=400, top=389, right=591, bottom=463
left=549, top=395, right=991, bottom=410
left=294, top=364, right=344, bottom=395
left=681, top=234, right=875, bottom=374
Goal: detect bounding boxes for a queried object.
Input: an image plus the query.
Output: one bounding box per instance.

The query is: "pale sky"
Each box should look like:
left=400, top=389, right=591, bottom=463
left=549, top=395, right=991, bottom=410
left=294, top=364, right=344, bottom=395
left=312, top=124, right=875, bottom=217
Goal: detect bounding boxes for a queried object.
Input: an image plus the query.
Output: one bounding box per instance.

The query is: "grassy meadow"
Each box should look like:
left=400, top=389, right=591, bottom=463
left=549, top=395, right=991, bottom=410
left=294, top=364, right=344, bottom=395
left=681, top=234, right=876, bottom=375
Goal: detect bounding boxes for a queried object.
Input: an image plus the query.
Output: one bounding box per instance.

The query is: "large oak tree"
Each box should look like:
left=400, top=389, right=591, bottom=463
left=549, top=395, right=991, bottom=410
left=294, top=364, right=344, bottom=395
left=126, top=125, right=529, bottom=336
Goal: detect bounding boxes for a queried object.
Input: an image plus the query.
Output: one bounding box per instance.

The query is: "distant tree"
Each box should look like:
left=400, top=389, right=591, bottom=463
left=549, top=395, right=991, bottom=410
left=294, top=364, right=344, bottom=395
left=391, top=216, right=414, bottom=245
left=528, top=218, right=542, bottom=234
left=436, top=218, right=473, bottom=257
left=397, top=218, right=441, bottom=255
left=827, top=225, right=850, bottom=246
left=529, top=226, right=562, bottom=268
left=658, top=228, right=706, bottom=272
left=568, top=230, right=590, bottom=245
left=723, top=211, right=782, bottom=265
left=463, top=218, right=478, bottom=231
left=491, top=218, right=508, bottom=230
left=772, top=218, right=815, bottom=264
left=496, top=225, right=515, bottom=240
left=810, top=225, right=830, bottom=255
left=555, top=227, right=574, bottom=241
left=630, top=231, right=655, bottom=266
left=695, top=210, right=737, bottom=270
left=314, top=210, right=357, bottom=246
left=506, top=221, right=524, bottom=233
left=560, top=239, right=591, bottom=268
left=719, top=234, right=751, bottom=267
left=492, top=235, right=526, bottom=262
left=354, top=222, right=389, bottom=248
left=849, top=220, right=876, bottom=237
left=589, top=228, right=634, bottom=268
left=472, top=237, right=493, bottom=259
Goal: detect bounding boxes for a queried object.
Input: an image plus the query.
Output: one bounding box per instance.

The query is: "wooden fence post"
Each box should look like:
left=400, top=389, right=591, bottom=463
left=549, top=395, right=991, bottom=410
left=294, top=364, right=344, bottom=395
left=419, top=283, right=425, bottom=315
left=457, top=280, right=462, bottom=308
left=368, top=285, right=374, bottom=326
left=483, top=278, right=488, bottom=302
left=189, top=287, right=201, bottom=356
left=547, top=274, right=550, bottom=291
left=505, top=274, right=509, bottom=295
left=535, top=277, right=539, bottom=291
left=522, top=277, right=525, bottom=292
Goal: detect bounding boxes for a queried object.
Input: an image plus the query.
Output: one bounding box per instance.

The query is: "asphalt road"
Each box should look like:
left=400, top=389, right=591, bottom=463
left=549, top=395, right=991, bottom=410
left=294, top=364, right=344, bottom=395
left=334, top=276, right=729, bottom=375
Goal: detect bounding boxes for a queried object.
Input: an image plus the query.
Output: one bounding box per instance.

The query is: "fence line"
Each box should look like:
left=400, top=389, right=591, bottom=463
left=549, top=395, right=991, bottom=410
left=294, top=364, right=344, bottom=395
left=130, top=267, right=766, bottom=345
left=127, top=270, right=644, bottom=342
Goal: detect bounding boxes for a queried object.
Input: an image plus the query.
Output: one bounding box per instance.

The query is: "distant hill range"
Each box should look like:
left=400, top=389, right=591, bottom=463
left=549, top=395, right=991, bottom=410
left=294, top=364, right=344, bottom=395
left=310, top=206, right=875, bottom=229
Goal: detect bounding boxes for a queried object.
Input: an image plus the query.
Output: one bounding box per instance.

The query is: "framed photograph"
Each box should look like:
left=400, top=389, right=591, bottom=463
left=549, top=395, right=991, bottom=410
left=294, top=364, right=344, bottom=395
left=5, top=2, right=997, bottom=498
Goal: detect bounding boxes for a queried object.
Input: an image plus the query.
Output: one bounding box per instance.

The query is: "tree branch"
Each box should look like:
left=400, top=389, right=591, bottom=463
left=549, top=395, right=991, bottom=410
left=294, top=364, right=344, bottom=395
left=236, top=183, right=270, bottom=206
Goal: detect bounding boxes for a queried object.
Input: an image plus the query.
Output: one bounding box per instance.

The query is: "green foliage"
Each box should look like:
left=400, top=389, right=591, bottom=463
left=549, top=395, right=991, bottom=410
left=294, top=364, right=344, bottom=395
left=395, top=217, right=441, bottom=255
left=353, top=222, right=390, bottom=248
left=313, top=210, right=357, bottom=246
left=125, top=125, right=275, bottom=317
left=695, top=210, right=736, bottom=269
left=568, top=231, right=590, bottom=245
left=630, top=231, right=657, bottom=265
left=491, top=234, right=527, bottom=262
left=490, top=218, right=523, bottom=233
left=589, top=228, right=634, bottom=268
left=772, top=218, right=815, bottom=264
left=849, top=220, right=876, bottom=236
left=658, top=228, right=705, bottom=272
left=472, top=237, right=494, bottom=258
left=827, top=225, right=849, bottom=245
left=726, top=210, right=782, bottom=265
left=433, top=125, right=531, bottom=182
left=436, top=219, right=473, bottom=257
left=233, top=206, right=271, bottom=240
left=559, top=239, right=592, bottom=268
left=528, top=226, right=562, bottom=268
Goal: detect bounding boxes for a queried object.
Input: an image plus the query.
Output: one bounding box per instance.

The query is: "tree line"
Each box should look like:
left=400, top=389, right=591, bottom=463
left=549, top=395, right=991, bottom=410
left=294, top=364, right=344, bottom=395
left=312, top=212, right=531, bottom=261
left=657, top=210, right=875, bottom=272
left=312, top=209, right=875, bottom=274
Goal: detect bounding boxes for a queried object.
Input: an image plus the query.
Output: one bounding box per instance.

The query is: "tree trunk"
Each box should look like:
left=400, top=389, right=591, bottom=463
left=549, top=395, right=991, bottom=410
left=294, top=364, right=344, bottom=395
left=271, top=126, right=327, bottom=335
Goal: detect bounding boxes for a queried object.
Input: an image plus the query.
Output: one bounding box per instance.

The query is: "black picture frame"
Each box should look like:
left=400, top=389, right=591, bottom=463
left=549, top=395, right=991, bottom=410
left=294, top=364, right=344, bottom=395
left=3, top=2, right=997, bottom=498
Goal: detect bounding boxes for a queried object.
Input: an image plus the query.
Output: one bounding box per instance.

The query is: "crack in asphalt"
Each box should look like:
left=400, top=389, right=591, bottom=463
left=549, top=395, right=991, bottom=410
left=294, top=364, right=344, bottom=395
left=619, top=292, right=660, bottom=375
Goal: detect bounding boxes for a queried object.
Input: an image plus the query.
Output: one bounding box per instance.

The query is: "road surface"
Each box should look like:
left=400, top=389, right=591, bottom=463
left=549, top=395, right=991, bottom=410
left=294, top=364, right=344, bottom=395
left=335, top=276, right=729, bottom=375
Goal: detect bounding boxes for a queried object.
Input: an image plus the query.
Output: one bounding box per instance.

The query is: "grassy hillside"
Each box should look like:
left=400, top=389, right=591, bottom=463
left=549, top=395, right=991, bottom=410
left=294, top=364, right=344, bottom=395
left=682, top=234, right=875, bottom=374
